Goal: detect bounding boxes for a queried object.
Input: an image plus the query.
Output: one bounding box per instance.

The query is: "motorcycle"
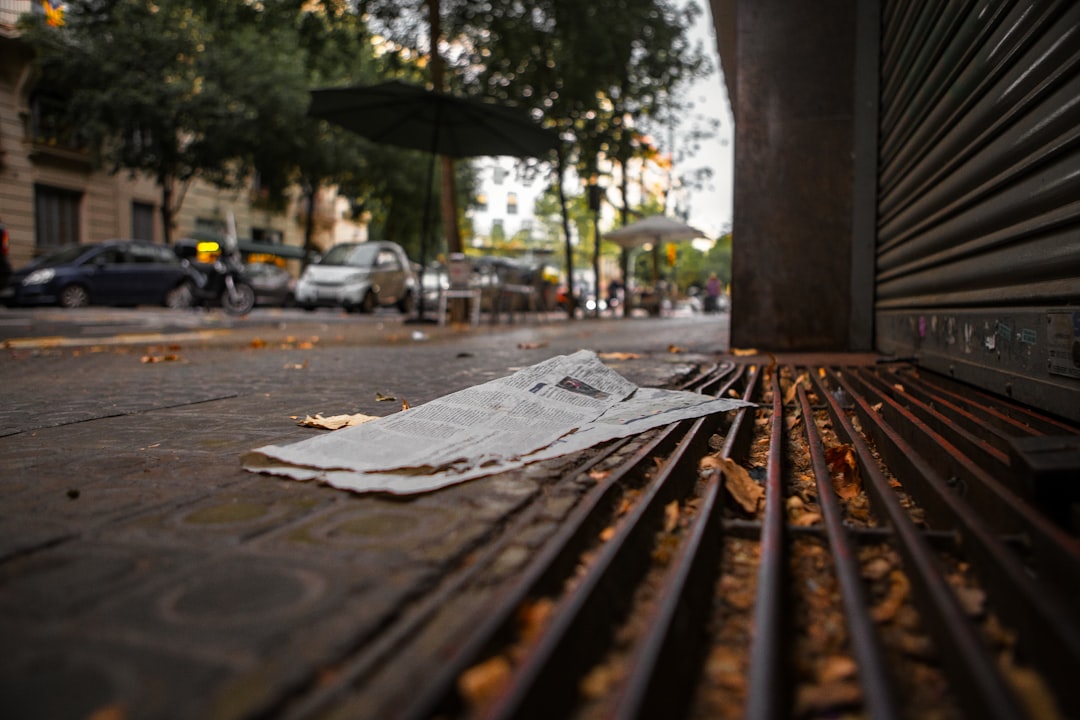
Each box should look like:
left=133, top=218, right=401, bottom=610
left=175, top=245, right=256, bottom=316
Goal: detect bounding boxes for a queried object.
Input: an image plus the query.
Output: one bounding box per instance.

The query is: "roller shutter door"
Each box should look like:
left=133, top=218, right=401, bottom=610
left=875, top=0, right=1080, bottom=422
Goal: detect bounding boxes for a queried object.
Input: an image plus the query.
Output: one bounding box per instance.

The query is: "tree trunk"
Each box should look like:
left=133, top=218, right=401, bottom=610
left=160, top=176, right=174, bottom=246
left=304, top=181, right=317, bottom=270
left=557, top=150, right=575, bottom=320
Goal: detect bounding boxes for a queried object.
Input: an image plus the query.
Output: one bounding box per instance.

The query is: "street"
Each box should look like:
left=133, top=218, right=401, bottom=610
left=0, top=305, right=729, bottom=719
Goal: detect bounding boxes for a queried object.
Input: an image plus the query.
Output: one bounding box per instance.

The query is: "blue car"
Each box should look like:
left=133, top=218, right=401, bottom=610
left=1, top=240, right=191, bottom=309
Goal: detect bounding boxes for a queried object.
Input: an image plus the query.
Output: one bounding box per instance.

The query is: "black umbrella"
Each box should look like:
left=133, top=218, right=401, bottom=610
left=308, top=81, right=560, bottom=317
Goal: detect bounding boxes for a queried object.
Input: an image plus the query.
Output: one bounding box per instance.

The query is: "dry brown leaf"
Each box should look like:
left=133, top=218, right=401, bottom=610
left=663, top=500, right=680, bottom=533
left=458, top=655, right=512, bottom=710
left=818, top=655, right=859, bottom=684
left=87, top=703, right=127, bottom=720
left=517, top=341, right=548, bottom=349
left=249, top=338, right=267, bottom=349
left=668, top=344, right=687, bottom=354
left=516, top=598, right=554, bottom=643
left=599, top=526, right=616, bottom=542
left=783, top=372, right=808, bottom=405
left=825, top=444, right=862, bottom=499
left=375, top=392, right=397, bottom=402
left=588, top=468, right=610, bottom=481
left=699, top=454, right=723, bottom=473
left=871, top=569, right=911, bottom=623
left=297, top=413, right=379, bottom=430
left=952, top=584, right=986, bottom=617
left=731, top=348, right=758, bottom=356
left=716, top=456, right=764, bottom=514
left=790, top=511, right=822, bottom=527
left=297, top=341, right=315, bottom=350
left=401, top=398, right=410, bottom=410
left=597, top=351, right=641, bottom=361
left=580, top=663, right=619, bottom=700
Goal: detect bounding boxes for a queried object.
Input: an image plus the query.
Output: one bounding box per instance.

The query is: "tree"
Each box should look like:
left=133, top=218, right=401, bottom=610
left=22, top=0, right=312, bottom=245
left=445, top=0, right=710, bottom=316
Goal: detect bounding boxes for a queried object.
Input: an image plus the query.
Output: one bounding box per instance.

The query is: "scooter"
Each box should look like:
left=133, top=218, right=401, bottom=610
left=177, top=249, right=256, bottom=316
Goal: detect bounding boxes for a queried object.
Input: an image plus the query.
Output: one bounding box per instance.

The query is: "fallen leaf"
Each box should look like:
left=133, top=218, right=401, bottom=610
left=580, top=663, right=619, bottom=700
left=516, top=598, right=554, bottom=643
left=818, top=655, right=859, bottom=683
left=825, top=444, right=861, bottom=499
left=87, top=703, right=127, bottom=720
left=731, top=348, right=758, bottom=356
left=663, top=500, right=680, bottom=533
left=401, top=398, right=410, bottom=410
left=597, top=351, right=641, bottom=361
left=599, top=526, right=616, bottom=542
left=706, top=456, right=764, bottom=515
left=458, top=656, right=512, bottom=711
left=375, top=392, right=396, bottom=402
left=249, top=338, right=267, bottom=349
left=668, top=344, right=687, bottom=354
left=871, top=570, right=910, bottom=623
left=283, top=361, right=309, bottom=370
left=297, top=413, right=379, bottom=430
left=517, top=341, right=548, bottom=349
left=783, top=372, right=808, bottom=405
left=297, top=341, right=315, bottom=350
left=587, top=469, right=610, bottom=481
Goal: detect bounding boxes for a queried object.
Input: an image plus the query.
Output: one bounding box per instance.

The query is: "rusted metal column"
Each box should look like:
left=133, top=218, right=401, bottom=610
left=725, top=0, right=866, bottom=351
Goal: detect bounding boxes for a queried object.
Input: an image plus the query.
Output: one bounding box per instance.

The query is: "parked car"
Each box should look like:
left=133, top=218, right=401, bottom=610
left=294, top=241, right=418, bottom=314
left=244, top=261, right=295, bottom=307
left=1, top=240, right=190, bottom=309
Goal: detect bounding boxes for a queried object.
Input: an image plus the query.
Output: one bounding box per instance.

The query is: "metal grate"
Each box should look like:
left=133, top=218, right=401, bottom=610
left=285, top=355, right=1080, bottom=720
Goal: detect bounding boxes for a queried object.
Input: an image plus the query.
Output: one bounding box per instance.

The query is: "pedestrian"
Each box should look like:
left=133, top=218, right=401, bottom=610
left=705, top=272, right=720, bottom=314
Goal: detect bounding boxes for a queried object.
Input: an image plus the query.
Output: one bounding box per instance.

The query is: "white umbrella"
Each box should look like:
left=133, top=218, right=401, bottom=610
left=603, top=215, right=706, bottom=248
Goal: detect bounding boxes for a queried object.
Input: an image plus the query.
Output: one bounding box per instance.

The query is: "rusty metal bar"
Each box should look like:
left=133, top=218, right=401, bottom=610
left=880, top=365, right=1042, bottom=445
left=610, top=366, right=760, bottom=719
left=813, top=368, right=1029, bottom=720
left=824, top=367, right=1080, bottom=716
left=839, top=367, right=1080, bottom=604
left=744, top=369, right=789, bottom=718
left=896, top=365, right=1080, bottom=438
left=853, top=366, right=1010, bottom=476
left=482, top=417, right=718, bottom=719
left=796, top=383, right=899, bottom=720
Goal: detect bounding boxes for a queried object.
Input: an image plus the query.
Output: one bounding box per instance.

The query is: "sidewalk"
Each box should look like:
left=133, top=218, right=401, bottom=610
left=0, top=313, right=726, bottom=718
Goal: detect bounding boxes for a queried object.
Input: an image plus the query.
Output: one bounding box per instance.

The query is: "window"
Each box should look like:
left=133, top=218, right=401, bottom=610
left=34, top=184, right=81, bottom=252
left=194, top=217, right=226, bottom=240
left=30, top=92, right=86, bottom=151
left=476, top=193, right=488, bottom=211
left=132, top=201, right=155, bottom=242
left=507, top=192, right=518, bottom=215
left=252, top=228, right=283, bottom=244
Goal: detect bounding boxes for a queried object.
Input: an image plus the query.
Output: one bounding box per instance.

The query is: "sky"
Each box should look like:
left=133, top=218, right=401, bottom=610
left=676, top=1, right=735, bottom=239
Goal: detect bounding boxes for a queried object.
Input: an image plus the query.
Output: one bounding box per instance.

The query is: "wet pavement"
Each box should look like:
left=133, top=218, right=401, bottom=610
left=0, top=308, right=729, bottom=719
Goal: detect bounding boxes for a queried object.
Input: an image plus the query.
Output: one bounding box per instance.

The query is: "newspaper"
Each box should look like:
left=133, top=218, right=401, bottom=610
left=244, top=350, right=752, bottom=495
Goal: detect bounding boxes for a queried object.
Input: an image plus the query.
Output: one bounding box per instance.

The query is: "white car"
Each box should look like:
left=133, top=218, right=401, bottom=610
left=295, top=241, right=418, bottom=313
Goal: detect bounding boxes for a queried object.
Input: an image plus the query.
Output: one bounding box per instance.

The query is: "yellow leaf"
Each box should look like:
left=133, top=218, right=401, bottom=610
left=458, top=656, right=513, bottom=711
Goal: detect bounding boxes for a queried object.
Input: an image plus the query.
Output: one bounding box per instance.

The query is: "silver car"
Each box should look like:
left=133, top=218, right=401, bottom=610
left=295, top=241, right=418, bottom=313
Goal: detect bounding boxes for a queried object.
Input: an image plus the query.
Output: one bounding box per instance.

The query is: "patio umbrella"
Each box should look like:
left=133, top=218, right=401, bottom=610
left=604, top=215, right=707, bottom=317
left=603, top=214, right=706, bottom=248
left=309, top=81, right=560, bottom=318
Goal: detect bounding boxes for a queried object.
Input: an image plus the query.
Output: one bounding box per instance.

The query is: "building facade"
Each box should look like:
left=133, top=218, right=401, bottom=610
left=0, top=1, right=359, bottom=272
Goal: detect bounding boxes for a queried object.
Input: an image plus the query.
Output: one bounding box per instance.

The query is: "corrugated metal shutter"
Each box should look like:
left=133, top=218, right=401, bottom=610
left=875, top=0, right=1080, bottom=422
